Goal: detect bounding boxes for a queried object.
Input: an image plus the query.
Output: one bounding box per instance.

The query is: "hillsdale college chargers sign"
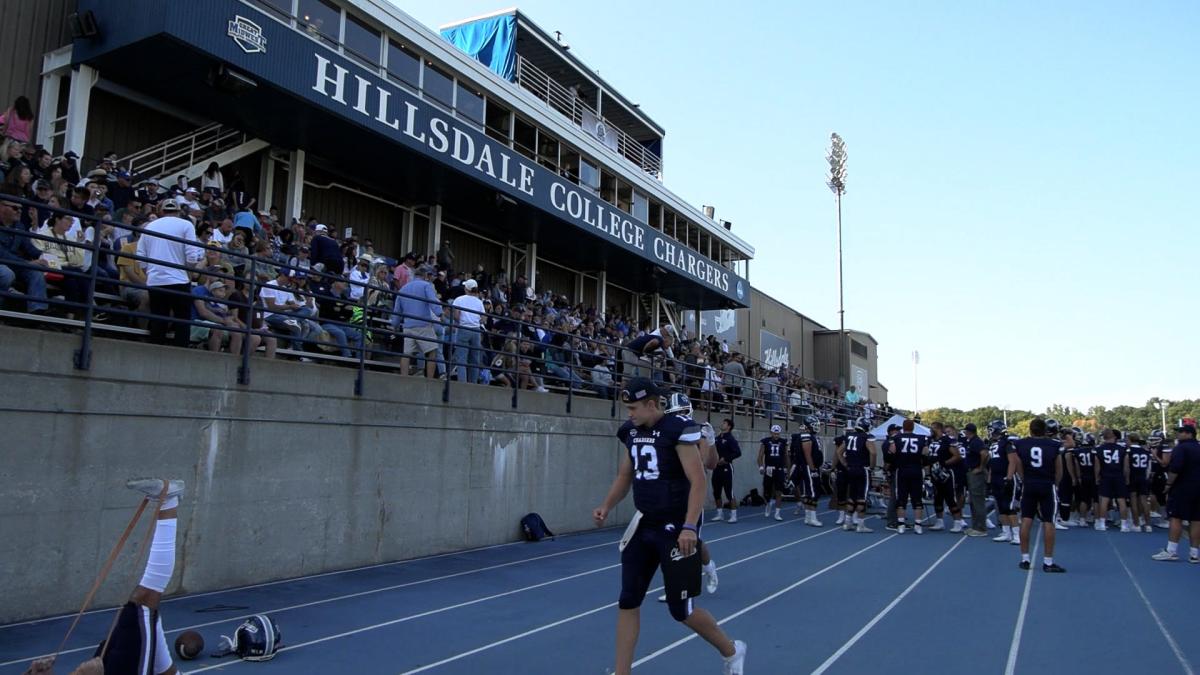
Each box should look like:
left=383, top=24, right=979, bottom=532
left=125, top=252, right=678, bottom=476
left=307, top=54, right=738, bottom=299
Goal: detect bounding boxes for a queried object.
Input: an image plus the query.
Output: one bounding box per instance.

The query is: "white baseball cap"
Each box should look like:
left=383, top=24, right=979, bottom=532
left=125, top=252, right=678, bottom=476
left=314, top=223, right=328, bottom=233
left=463, top=279, right=478, bottom=291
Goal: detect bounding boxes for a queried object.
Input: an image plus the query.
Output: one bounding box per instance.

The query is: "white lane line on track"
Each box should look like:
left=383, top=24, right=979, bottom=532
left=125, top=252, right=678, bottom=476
left=183, top=513, right=817, bottom=673
left=1004, top=537, right=1041, bottom=675
left=1108, top=538, right=1194, bottom=675
left=6, top=519, right=778, bottom=667
left=809, top=536, right=967, bottom=675
left=631, top=530, right=897, bottom=669
left=395, top=514, right=845, bottom=675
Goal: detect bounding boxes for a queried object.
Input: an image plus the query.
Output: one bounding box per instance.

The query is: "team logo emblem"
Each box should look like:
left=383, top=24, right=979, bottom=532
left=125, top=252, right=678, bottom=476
left=228, top=16, right=268, bottom=54
left=735, top=280, right=745, bottom=300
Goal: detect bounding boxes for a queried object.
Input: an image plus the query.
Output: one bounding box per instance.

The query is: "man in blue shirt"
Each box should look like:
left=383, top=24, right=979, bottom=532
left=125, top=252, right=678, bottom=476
left=394, top=264, right=443, bottom=378
left=0, top=187, right=48, bottom=313
left=1007, top=418, right=1066, bottom=573
left=1152, top=423, right=1200, bottom=563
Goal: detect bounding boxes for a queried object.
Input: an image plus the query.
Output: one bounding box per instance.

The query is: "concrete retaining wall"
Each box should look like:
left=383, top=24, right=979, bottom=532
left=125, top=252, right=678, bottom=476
left=0, top=325, right=821, bottom=622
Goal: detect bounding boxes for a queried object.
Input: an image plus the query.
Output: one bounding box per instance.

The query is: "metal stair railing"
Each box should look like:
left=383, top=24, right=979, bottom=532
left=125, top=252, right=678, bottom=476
left=116, top=122, right=249, bottom=182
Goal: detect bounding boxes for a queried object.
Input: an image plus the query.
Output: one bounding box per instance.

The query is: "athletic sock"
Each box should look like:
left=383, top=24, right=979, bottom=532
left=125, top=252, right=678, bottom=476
left=162, top=496, right=179, bottom=511
left=1166, top=541, right=1179, bottom=554
left=1002, top=525, right=1011, bottom=536
left=154, top=615, right=173, bottom=673
left=1021, top=553, right=1030, bottom=563
left=1043, top=556, right=1054, bottom=566
left=139, top=517, right=177, bottom=592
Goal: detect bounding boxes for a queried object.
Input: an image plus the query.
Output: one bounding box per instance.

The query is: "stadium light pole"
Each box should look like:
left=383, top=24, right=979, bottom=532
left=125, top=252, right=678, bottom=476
left=1158, top=399, right=1169, bottom=433
left=827, top=133, right=848, bottom=395
left=912, top=350, right=919, bottom=415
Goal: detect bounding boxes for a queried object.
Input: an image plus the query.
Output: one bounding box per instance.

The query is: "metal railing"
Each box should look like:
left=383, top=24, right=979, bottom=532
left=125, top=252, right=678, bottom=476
left=116, top=123, right=250, bottom=182
left=0, top=195, right=887, bottom=431
left=515, top=54, right=663, bottom=180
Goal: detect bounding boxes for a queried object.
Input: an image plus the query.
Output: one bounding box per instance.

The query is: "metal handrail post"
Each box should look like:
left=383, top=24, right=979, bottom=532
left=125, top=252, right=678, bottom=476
left=237, top=258, right=256, bottom=385
left=354, top=282, right=369, bottom=396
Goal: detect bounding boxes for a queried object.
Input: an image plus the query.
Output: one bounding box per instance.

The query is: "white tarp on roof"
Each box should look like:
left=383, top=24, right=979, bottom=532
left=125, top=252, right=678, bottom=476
left=867, top=414, right=931, bottom=440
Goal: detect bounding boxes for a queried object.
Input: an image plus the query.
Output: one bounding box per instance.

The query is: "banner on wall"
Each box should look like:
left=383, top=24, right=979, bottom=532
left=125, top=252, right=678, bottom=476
left=682, top=309, right=738, bottom=346
left=759, top=330, right=790, bottom=370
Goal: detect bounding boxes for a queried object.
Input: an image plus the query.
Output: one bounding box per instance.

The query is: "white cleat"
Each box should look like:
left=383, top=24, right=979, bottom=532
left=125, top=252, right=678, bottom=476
left=1151, top=549, right=1179, bottom=562
left=808, top=514, right=823, bottom=528
left=1154, top=521, right=1169, bottom=529
left=712, top=510, right=724, bottom=522
left=856, top=523, right=874, bottom=533
left=950, top=523, right=964, bottom=534
left=897, top=524, right=906, bottom=534
left=843, top=521, right=854, bottom=532
left=126, top=478, right=185, bottom=501
left=1120, top=524, right=1132, bottom=533
left=704, top=564, right=719, bottom=595
left=1095, top=521, right=1107, bottom=532
left=929, top=521, right=945, bottom=531
left=1055, top=521, right=1069, bottom=531
left=1011, top=536, right=1021, bottom=546
left=914, top=524, right=923, bottom=535
left=722, top=639, right=747, bottom=675
left=987, top=518, right=996, bottom=529
left=1142, top=525, right=1153, bottom=533
left=764, top=507, right=771, bottom=518
left=836, top=512, right=846, bottom=525
left=994, top=532, right=1012, bottom=543
left=773, top=510, right=783, bottom=522
left=728, top=510, right=738, bottom=523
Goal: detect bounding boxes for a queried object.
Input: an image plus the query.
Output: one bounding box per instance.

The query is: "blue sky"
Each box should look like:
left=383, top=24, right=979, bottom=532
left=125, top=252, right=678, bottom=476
left=395, top=0, right=1199, bottom=412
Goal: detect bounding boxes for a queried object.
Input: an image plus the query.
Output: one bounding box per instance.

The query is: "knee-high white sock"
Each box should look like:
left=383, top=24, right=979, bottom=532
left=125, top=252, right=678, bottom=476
left=139, top=517, right=177, bottom=593
left=154, top=615, right=174, bottom=674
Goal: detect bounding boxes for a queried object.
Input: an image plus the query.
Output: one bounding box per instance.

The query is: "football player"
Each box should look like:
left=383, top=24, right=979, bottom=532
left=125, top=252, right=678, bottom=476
left=789, top=415, right=826, bottom=527
left=1074, top=432, right=1099, bottom=525
left=987, top=421, right=1020, bottom=544
left=1126, top=433, right=1154, bottom=532
left=1151, top=423, right=1200, bottom=563
left=1055, top=427, right=1081, bottom=529
left=1094, top=429, right=1132, bottom=532
left=1147, top=429, right=1171, bottom=527
left=836, top=417, right=876, bottom=532
left=830, top=425, right=851, bottom=525
left=928, top=422, right=965, bottom=532
left=594, top=378, right=746, bottom=675
left=890, top=419, right=927, bottom=534
left=1007, top=418, right=1067, bottom=573
left=711, top=418, right=742, bottom=523
left=664, top=393, right=720, bottom=595
left=757, top=424, right=788, bottom=521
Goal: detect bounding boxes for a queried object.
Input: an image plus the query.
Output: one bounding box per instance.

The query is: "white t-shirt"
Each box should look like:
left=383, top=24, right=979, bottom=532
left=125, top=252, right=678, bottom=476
left=136, top=216, right=203, bottom=286
left=452, top=293, right=485, bottom=329
left=259, top=279, right=298, bottom=319
left=211, top=229, right=234, bottom=246
left=348, top=268, right=370, bottom=300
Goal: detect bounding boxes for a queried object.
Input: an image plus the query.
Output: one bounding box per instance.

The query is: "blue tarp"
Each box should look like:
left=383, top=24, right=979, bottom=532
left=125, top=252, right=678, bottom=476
left=440, top=14, right=517, bottom=82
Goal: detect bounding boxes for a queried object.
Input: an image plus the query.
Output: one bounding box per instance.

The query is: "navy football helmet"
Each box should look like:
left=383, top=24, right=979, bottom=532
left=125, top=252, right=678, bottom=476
left=804, top=414, right=821, bottom=429
left=986, top=419, right=1007, bottom=438
left=1070, top=426, right=1084, bottom=444
left=215, top=615, right=281, bottom=662
left=1083, top=432, right=1096, bottom=446
left=1148, top=429, right=1165, bottom=448
left=854, top=417, right=870, bottom=432
left=664, top=392, right=692, bottom=416
left=1044, top=418, right=1061, bottom=435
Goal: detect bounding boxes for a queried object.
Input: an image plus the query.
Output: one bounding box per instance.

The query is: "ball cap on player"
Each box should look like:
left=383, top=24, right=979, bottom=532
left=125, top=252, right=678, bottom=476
left=1177, top=423, right=1197, bottom=436
left=963, top=423, right=978, bottom=433
left=620, top=377, right=662, bottom=403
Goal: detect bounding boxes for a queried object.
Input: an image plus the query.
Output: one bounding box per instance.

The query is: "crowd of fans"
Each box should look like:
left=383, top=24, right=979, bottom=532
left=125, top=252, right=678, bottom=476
left=0, top=95, right=889, bottom=424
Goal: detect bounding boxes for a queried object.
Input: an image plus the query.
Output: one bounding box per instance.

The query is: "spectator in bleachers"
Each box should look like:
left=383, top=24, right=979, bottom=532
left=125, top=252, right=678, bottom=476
left=395, top=263, right=442, bottom=379
left=0, top=187, right=49, bottom=312
left=260, top=267, right=308, bottom=351
left=30, top=150, right=53, bottom=183
left=108, top=170, right=134, bottom=210
left=393, top=251, right=415, bottom=287
left=436, top=239, right=454, bottom=274
left=210, top=217, right=234, bottom=246
left=190, top=277, right=243, bottom=354
left=722, top=352, right=746, bottom=415
left=35, top=211, right=88, bottom=317
left=347, top=257, right=370, bottom=301
left=137, top=199, right=204, bottom=346
left=3, top=164, right=33, bottom=199
left=0, top=96, right=35, bottom=154
left=314, top=279, right=363, bottom=358
left=201, top=162, right=224, bottom=197
left=308, top=223, right=342, bottom=275
left=450, top=278, right=484, bottom=384
left=114, top=221, right=150, bottom=327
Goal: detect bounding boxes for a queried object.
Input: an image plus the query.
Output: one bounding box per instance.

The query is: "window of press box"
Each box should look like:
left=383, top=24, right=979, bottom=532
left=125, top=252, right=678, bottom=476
left=456, top=83, right=484, bottom=125
left=423, top=62, right=454, bottom=108
left=851, top=340, right=869, bottom=358
left=600, top=171, right=617, bottom=205
left=252, top=0, right=292, bottom=20
left=344, top=13, right=381, bottom=66
left=537, top=133, right=560, bottom=171
left=560, top=147, right=581, bottom=183
left=632, top=191, right=648, bottom=222
left=513, top=117, right=537, bottom=160
left=485, top=99, right=511, bottom=145
left=387, top=41, right=420, bottom=88
left=299, top=0, right=339, bottom=44
left=578, top=159, right=600, bottom=195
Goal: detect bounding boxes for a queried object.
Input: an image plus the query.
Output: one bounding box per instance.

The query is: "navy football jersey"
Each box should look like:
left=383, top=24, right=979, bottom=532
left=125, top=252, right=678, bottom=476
left=987, top=437, right=1012, bottom=476
left=934, top=435, right=958, bottom=466
left=1076, top=445, right=1096, bottom=473
left=961, top=436, right=986, bottom=471
left=1010, top=437, right=1061, bottom=485
left=842, top=431, right=872, bottom=469
left=1096, top=442, right=1126, bottom=476
left=1128, top=444, right=1150, bottom=476
left=761, top=436, right=787, bottom=467
left=617, top=414, right=702, bottom=522
left=790, top=432, right=822, bottom=467
left=832, top=435, right=848, bottom=472
left=891, top=432, right=926, bottom=469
